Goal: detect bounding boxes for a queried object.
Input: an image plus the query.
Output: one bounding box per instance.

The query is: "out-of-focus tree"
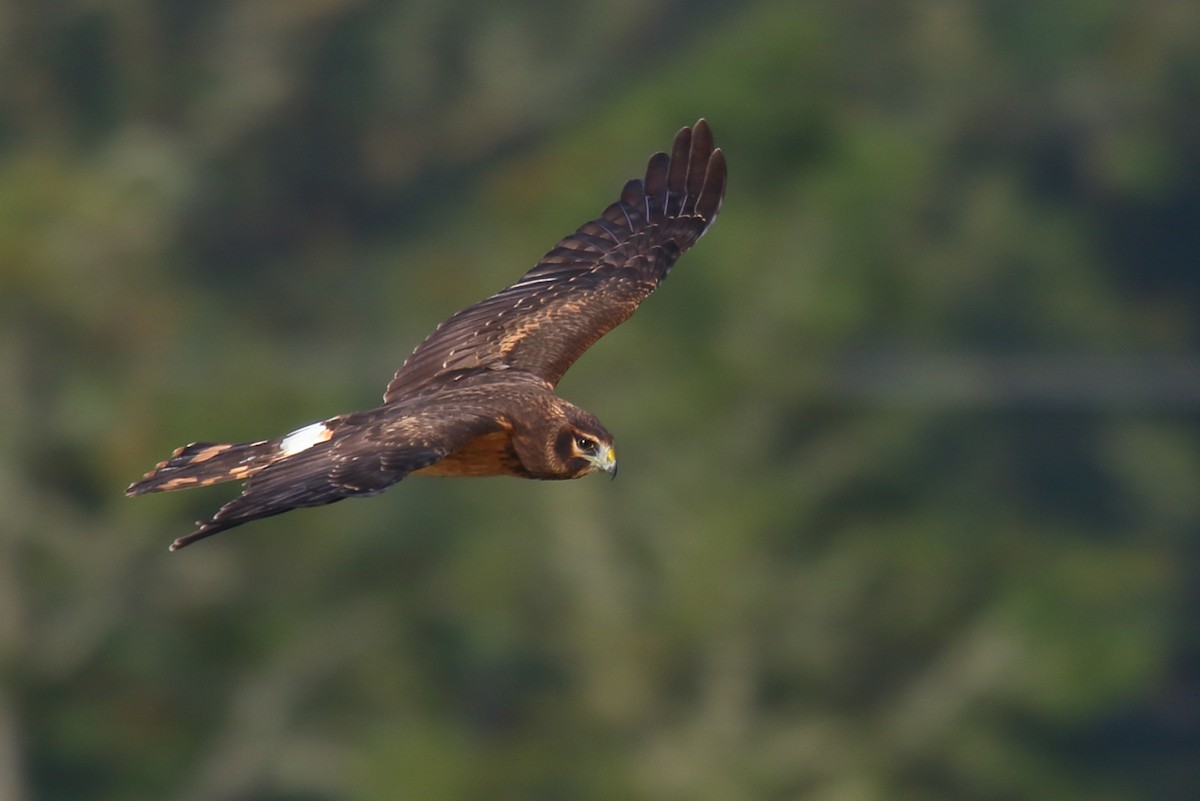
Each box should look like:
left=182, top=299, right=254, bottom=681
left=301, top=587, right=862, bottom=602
left=1, top=1, right=1198, bottom=800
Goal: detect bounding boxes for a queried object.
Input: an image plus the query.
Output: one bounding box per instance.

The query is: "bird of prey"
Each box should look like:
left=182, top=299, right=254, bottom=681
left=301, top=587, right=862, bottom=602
left=127, top=119, right=726, bottom=551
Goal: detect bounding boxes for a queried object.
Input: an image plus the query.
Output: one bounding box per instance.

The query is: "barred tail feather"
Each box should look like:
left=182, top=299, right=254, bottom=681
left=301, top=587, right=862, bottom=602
left=125, top=439, right=280, bottom=496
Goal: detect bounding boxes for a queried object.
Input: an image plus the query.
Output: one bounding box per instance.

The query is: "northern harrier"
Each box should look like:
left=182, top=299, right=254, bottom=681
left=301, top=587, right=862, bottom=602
left=128, top=120, right=726, bottom=550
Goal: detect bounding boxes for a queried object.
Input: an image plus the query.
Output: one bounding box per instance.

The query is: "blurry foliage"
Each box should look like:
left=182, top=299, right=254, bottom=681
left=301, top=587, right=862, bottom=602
left=1, top=0, right=1198, bottom=800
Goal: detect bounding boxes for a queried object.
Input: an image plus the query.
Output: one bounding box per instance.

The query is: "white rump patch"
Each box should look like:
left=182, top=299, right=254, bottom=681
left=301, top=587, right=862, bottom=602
left=279, top=421, right=331, bottom=456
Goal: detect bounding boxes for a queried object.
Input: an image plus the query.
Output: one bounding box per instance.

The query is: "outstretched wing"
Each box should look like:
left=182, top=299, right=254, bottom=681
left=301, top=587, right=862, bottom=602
left=384, top=119, right=726, bottom=401
left=166, top=404, right=504, bottom=551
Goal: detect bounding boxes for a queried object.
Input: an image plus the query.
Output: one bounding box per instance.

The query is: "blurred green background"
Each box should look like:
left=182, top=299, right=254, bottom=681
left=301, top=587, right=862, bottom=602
left=2, top=1, right=1199, bottom=799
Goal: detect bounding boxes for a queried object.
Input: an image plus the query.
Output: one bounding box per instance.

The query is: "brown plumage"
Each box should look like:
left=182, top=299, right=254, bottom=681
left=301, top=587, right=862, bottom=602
left=127, top=120, right=727, bottom=551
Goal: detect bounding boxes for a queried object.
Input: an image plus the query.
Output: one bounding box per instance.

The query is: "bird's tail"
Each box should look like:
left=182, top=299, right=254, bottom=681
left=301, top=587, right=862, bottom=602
left=125, top=439, right=282, bottom=496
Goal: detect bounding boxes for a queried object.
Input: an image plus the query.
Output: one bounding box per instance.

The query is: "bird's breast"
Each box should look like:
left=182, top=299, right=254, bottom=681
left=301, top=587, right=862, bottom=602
left=410, top=430, right=529, bottom=478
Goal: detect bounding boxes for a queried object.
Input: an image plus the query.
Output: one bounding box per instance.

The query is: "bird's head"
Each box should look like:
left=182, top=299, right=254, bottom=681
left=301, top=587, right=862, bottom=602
left=553, top=406, right=617, bottom=479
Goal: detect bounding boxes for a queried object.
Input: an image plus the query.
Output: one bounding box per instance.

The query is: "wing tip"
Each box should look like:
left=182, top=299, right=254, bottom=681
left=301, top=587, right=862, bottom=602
left=644, top=151, right=671, bottom=197
left=696, top=147, right=726, bottom=223
left=680, top=119, right=725, bottom=223
left=168, top=525, right=200, bottom=552
left=168, top=518, right=225, bottom=551
left=645, top=118, right=723, bottom=213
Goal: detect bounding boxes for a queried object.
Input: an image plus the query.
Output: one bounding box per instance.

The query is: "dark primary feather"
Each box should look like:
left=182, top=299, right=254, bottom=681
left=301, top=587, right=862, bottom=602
left=383, top=119, right=727, bottom=399
left=164, top=384, right=516, bottom=550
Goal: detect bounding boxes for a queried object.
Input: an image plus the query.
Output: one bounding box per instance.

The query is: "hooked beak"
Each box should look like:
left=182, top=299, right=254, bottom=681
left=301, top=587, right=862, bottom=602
left=592, top=445, right=618, bottom=479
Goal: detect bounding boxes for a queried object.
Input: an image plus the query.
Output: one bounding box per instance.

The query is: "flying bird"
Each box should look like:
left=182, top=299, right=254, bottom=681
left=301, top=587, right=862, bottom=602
left=127, top=119, right=727, bottom=551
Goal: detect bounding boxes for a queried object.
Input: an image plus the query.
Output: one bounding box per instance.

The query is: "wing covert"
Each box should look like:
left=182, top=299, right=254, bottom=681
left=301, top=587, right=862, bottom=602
left=383, top=119, right=726, bottom=401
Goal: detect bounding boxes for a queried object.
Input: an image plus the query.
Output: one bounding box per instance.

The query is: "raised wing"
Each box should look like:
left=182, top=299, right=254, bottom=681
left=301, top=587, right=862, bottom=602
left=383, top=119, right=726, bottom=401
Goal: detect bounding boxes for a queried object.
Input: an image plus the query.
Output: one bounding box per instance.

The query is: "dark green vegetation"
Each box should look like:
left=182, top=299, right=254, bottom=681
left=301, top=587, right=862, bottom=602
left=3, top=2, right=1198, bottom=799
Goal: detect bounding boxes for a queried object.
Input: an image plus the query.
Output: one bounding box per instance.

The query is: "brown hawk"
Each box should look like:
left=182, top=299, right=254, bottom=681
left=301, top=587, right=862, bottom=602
left=127, top=120, right=727, bottom=550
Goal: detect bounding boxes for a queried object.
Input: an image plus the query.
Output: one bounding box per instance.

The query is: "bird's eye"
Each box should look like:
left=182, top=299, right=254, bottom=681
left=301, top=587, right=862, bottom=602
left=575, top=436, right=596, bottom=453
